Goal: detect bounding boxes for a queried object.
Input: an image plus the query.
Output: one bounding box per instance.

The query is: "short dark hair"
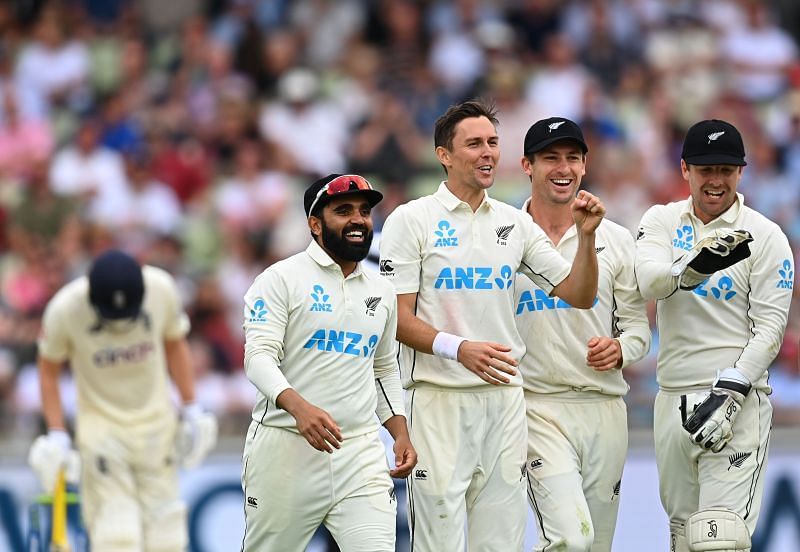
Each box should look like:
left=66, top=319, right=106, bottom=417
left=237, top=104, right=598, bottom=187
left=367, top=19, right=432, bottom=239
left=433, top=99, right=499, bottom=152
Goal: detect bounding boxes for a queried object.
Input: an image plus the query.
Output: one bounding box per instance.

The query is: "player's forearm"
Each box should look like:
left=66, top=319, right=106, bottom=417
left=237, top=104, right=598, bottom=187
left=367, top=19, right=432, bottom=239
left=396, top=295, right=438, bottom=353
left=38, top=358, right=66, bottom=431
left=382, top=414, right=411, bottom=443
left=553, top=235, right=598, bottom=308
left=165, top=338, right=196, bottom=405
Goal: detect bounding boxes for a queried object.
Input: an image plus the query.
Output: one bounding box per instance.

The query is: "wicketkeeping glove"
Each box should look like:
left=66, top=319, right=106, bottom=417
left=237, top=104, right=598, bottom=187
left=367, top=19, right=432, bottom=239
left=683, top=368, right=751, bottom=452
left=28, top=429, right=81, bottom=494
left=176, top=403, right=218, bottom=469
left=671, top=229, right=753, bottom=290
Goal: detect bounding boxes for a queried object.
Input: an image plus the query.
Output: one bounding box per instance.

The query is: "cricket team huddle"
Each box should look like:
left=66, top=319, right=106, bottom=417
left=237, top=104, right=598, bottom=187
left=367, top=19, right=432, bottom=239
left=30, top=99, right=793, bottom=552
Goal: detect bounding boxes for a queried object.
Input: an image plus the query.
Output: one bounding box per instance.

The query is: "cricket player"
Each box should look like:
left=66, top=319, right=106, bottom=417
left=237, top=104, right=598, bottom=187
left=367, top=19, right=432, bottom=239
left=379, top=100, right=605, bottom=551
left=241, top=173, right=416, bottom=551
left=635, top=119, right=794, bottom=552
left=514, top=117, right=651, bottom=551
left=28, top=249, right=217, bottom=551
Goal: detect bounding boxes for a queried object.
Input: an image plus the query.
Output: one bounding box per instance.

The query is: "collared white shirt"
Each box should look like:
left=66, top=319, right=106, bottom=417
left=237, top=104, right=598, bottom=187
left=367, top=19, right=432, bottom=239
left=515, top=198, right=650, bottom=396
left=243, top=239, right=403, bottom=438
left=38, top=266, right=190, bottom=430
left=379, top=182, right=571, bottom=389
left=635, top=193, right=793, bottom=391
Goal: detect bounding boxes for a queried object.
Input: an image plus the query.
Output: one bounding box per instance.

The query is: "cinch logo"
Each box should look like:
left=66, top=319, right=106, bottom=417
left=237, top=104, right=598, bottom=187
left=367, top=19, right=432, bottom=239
left=672, top=225, right=694, bottom=251
left=516, top=289, right=599, bottom=314
left=303, top=329, right=379, bottom=358
left=93, top=342, right=155, bottom=367
left=495, top=224, right=514, bottom=245
left=433, top=220, right=458, bottom=247
left=365, top=296, right=381, bottom=316
left=777, top=259, right=794, bottom=289
left=310, top=284, right=332, bottom=312
left=246, top=298, right=268, bottom=323
left=692, top=275, right=736, bottom=301
left=434, top=265, right=513, bottom=290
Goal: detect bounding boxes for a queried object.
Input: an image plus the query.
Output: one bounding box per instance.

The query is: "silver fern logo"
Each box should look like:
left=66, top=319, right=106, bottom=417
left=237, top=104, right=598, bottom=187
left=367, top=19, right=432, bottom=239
left=495, top=224, right=515, bottom=245
left=364, top=296, right=381, bottom=316
left=548, top=121, right=566, bottom=132
left=727, top=451, right=751, bottom=470
left=707, top=131, right=725, bottom=144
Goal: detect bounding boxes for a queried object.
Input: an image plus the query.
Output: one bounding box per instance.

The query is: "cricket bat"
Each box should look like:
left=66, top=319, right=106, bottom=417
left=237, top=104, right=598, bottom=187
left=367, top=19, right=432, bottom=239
left=50, top=467, right=70, bottom=552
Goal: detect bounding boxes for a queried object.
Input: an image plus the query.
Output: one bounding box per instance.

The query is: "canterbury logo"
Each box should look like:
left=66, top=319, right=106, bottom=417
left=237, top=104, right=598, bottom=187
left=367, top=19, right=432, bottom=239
left=246, top=496, right=258, bottom=508
left=728, top=451, right=751, bottom=470
left=707, top=131, right=725, bottom=143
left=365, top=297, right=381, bottom=316
left=414, top=469, right=428, bottom=480
left=548, top=121, right=566, bottom=132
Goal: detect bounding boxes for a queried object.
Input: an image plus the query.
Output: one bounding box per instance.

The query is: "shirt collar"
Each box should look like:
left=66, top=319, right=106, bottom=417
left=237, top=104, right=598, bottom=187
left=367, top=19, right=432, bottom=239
left=683, top=192, right=744, bottom=224
left=305, top=239, right=365, bottom=278
left=434, top=181, right=493, bottom=212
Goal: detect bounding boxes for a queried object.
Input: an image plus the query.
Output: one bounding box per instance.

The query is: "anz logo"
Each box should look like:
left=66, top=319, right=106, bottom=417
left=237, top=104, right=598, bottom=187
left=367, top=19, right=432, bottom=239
left=516, top=289, right=599, bottom=314
left=777, top=259, right=794, bottom=290
left=433, top=220, right=458, bottom=247
left=672, top=224, right=694, bottom=251
left=310, top=284, right=332, bottom=312
left=692, top=275, right=737, bottom=301
left=434, top=265, right=513, bottom=290
left=246, top=297, right=268, bottom=323
left=303, top=329, right=379, bottom=358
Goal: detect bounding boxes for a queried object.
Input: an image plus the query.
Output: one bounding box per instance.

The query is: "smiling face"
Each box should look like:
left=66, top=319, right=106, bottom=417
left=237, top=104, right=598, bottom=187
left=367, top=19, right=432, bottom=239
left=523, top=141, right=586, bottom=206
left=310, top=193, right=374, bottom=265
left=436, top=115, right=499, bottom=195
left=681, top=160, right=743, bottom=223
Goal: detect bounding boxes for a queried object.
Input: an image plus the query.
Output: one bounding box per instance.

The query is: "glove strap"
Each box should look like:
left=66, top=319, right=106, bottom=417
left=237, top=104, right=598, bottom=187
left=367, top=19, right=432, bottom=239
left=182, top=402, right=203, bottom=421
left=715, top=367, right=752, bottom=397
left=48, top=429, right=72, bottom=451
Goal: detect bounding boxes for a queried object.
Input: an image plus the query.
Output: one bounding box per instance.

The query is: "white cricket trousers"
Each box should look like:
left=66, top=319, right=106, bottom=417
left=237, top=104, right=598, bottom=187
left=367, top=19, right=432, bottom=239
left=654, top=389, right=772, bottom=549
left=78, top=416, right=186, bottom=552
left=241, top=422, right=397, bottom=552
left=524, top=393, right=627, bottom=552
left=405, top=384, right=528, bottom=552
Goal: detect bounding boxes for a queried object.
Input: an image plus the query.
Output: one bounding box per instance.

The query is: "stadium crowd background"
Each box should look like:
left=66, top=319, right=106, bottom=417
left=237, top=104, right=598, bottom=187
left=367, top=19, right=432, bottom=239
left=0, top=0, right=799, bottom=448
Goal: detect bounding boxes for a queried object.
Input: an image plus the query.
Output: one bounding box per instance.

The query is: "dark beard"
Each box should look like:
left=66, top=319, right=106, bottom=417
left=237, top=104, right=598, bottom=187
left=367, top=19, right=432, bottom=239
left=321, top=221, right=373, bottom=262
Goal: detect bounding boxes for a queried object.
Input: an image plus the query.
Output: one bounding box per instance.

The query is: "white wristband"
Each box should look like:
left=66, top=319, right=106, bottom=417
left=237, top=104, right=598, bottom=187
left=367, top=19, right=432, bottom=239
left=432, top=332, right=466, bottom=361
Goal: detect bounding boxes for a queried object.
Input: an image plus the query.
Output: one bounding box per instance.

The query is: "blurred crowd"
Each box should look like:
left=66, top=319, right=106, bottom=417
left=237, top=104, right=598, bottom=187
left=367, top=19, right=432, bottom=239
left=0, top=0, right=799, bottom=440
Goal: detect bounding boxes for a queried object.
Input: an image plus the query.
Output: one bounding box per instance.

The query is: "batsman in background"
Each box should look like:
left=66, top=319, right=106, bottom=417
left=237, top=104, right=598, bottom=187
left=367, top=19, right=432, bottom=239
left=379, top=100, right=604, bottom=551
left=241, top=174, right=416, bottom=551
left=635, top=119, right=794, bottom=552
left=515, top=117, right=651, bottom=551
left=28, top=250, right=217, bottom=551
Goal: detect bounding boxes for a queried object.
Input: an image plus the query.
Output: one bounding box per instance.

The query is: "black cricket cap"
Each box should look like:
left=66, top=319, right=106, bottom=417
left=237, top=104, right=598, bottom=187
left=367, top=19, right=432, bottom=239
left=303, top=174, right=383, bottom=217
left=523, top=117, right=588, bottom=155
left=88, top=250, right=145, bottom=320
left=681, top=119, right=747, bottom=166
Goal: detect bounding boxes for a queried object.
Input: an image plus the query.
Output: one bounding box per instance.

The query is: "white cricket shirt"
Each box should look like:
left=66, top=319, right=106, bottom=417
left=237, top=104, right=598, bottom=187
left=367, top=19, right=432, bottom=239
left=38, top=266, right=190, bottom=428
left=635, top=193, right=793, bottom=391
left=515, top=199, right=651, bottom=396
left=243, top=239, right=404, bottom=439
left=379, top=182, right=572, bottom=389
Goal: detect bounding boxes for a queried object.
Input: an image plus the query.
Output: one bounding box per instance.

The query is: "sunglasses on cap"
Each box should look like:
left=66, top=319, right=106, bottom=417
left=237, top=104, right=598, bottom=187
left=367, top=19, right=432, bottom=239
left=307, top=174, right=375, bottom=216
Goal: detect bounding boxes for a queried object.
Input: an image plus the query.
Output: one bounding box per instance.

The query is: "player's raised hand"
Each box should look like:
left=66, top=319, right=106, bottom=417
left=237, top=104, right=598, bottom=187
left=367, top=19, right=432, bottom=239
left=572, top=190, right=605, bottom=235
left=278, top=389, right=342, bottom=453
left=586, top=336, right=622, bottom=371
left=390, top=435, right=418, bottom=478
left=457, top=341, right=518, bottom=384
